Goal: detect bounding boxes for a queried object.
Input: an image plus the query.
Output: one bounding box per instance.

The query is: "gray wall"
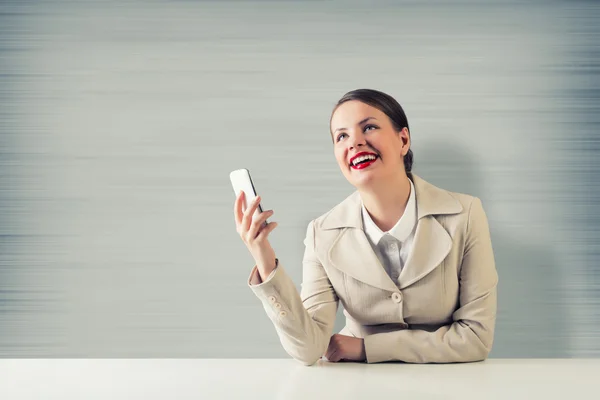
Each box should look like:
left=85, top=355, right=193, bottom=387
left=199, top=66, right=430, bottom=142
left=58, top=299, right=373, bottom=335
left=1, top=0, right=598, bottom=357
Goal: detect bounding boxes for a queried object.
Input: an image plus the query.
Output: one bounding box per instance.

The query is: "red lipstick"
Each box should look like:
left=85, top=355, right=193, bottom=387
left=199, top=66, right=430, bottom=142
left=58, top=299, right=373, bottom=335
left=349, top=151, right=379, bottom=170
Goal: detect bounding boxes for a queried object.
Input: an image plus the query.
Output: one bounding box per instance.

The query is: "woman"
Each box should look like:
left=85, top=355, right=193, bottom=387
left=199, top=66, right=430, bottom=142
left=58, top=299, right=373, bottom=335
left=233, top=89, right=498, bottom=365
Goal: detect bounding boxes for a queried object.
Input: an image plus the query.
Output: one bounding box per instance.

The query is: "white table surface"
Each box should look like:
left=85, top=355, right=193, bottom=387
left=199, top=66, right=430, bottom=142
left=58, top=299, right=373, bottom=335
left=0, top=358, right=598, bottom=399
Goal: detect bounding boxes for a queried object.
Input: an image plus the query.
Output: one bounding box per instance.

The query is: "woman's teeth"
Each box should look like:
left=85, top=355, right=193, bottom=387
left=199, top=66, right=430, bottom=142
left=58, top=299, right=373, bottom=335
left=351, top=155, right=378, bottom=169
left=352, top=155, right=377, bottom=166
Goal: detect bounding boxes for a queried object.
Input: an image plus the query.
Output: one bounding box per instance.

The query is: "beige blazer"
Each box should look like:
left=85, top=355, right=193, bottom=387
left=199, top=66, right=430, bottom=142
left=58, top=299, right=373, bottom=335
left=248, top=172, right=498, bottom=365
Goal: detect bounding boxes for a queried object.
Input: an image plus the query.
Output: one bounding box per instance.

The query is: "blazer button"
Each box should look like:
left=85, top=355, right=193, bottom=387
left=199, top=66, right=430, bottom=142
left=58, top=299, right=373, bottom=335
left=279, top=310, right=287, bottom=317
left=268, top=296, right=276, bottom=303
left=392, top=292, right=402, bottom=303
left=274, top=302, right=282, bottom=309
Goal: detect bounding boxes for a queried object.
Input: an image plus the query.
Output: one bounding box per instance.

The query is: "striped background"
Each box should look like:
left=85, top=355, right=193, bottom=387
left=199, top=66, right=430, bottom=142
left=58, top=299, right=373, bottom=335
left=0, top=0, right=598, bottom=357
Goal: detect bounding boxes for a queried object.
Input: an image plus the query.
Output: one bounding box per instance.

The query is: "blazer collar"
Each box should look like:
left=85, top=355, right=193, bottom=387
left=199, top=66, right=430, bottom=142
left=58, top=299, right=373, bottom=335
left=321, top=172, right=462, bottom=230
left=321, top=172, right=464, bottom=292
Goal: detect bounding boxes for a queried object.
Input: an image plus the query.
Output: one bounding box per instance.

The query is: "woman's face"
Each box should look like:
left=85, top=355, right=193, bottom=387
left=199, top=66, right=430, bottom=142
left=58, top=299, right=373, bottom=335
left=330, top=100, right=410, bottom=189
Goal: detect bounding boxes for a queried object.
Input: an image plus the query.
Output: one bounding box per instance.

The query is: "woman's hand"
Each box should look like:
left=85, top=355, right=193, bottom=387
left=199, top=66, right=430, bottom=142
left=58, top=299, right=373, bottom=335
left=324, top=334, right=366, bottom=362
left=234, top=191, right=279, bottom=276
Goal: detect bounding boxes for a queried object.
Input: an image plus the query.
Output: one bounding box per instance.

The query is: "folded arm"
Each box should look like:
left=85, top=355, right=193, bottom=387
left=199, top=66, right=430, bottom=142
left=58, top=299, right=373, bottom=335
left=364, top=197, right=498, bottom=363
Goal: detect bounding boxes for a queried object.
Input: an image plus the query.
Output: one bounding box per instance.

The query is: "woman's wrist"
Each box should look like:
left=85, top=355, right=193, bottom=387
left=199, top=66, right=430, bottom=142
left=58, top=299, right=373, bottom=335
left=257, top=258, right=278, bottom=279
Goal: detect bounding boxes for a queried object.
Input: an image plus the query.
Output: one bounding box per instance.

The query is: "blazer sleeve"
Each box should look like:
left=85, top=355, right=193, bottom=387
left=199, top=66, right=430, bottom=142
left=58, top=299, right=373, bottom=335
left=363, top=197, right=498, bottom=363
left=247, top=219, right=339, bottom=366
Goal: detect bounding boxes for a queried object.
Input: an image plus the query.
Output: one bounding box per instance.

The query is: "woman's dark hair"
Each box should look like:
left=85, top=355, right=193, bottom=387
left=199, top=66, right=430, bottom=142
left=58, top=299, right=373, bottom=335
left=330, top=88, right=413, bottom=173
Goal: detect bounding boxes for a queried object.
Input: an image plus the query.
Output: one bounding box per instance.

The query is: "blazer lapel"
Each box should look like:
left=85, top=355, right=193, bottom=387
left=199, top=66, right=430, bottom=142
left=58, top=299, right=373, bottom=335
left=397, top=214, right=453, bottom=289
left=328, top=227, right=400, bottom=293
left=321, top=172, right=463, bottom=292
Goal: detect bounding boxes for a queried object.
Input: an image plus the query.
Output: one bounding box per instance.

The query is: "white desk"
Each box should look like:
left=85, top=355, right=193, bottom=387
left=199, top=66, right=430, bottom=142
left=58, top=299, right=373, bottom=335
left=0, top=359, right=598, bottom=399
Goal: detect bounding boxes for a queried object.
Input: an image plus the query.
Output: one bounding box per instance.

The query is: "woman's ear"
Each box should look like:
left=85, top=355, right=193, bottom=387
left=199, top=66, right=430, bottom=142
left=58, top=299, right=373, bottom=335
left=400, top=128, right=410, bottom=147
left=403, top=145, right=411, bottom=157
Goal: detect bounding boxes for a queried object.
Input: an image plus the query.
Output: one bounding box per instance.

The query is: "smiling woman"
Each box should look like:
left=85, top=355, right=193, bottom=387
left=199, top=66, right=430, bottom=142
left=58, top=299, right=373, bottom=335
left=237, top=88, right=498, bottom=366
left=329, top=90, right=414, bottom=232
left=330, top=89, right=413, bottom=172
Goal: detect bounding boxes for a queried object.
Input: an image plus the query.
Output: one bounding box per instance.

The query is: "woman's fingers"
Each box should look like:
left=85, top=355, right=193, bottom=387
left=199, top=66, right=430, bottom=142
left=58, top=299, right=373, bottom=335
left=255, top=221, right=278, bottom=242
left=247, top=210, right=274, bottom=240
left=235, top=192, right=277, bottom=248
left=326, top=348, right=340, bottom=363
left=325, top=336, right=342, bottom=362
left=325, top=341, right=334, bottom=360
left=241, top=195, right=262, bottom=233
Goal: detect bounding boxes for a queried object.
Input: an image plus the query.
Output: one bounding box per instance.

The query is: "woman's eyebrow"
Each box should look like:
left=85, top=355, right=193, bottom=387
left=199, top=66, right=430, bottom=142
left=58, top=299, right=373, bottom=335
left=333, top=117, right=377, bottom=134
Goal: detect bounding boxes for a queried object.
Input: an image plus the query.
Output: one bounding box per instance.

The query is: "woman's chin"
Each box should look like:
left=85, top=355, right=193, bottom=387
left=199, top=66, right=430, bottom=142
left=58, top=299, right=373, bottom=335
left=348, top=169, right=379, bottom=187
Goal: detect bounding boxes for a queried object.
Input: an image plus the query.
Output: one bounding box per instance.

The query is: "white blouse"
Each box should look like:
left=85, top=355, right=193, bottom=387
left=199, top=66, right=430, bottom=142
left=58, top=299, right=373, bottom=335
left=360, top=178, right=417, bottom=287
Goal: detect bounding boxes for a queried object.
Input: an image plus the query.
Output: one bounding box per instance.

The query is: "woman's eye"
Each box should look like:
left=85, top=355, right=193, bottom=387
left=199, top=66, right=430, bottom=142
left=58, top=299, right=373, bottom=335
left=336, top=126, right=376, bottom=142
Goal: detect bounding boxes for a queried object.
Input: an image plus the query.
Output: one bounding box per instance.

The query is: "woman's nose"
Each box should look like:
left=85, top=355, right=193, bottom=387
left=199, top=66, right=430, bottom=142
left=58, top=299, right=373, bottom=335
left=348, top=133, right=366, bottom=150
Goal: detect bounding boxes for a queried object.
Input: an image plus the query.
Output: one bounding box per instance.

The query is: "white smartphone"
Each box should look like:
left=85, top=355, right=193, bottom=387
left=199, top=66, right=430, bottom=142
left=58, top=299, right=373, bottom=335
left=230, top=168, right=268, bottom=226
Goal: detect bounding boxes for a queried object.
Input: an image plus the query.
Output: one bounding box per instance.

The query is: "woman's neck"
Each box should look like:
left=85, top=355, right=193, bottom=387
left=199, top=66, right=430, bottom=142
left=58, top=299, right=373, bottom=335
left=359, top=173, right=412, bottom=232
